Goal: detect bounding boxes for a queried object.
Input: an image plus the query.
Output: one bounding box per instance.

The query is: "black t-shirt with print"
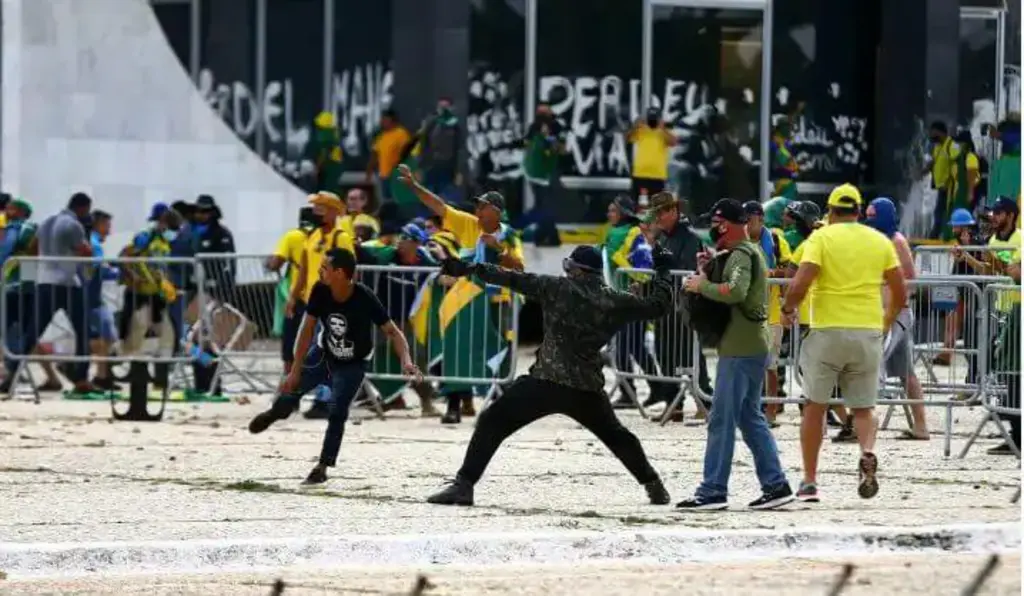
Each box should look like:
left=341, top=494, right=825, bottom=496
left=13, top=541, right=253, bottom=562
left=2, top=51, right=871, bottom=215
left=305, top=282, right=390, bottom=363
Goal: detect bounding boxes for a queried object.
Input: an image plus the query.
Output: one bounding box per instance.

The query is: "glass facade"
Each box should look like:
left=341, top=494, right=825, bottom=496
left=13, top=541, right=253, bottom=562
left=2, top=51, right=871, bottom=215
left=150, top=0, right=1015, bottom=221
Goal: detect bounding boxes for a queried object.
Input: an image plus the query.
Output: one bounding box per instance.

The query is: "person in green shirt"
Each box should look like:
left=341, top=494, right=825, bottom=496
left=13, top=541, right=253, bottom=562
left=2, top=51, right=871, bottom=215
left=309, top=111, right=343, bottom=195
left=675, top=198, right=793, bottom=511
left=520, top=103, right=566, bottom=247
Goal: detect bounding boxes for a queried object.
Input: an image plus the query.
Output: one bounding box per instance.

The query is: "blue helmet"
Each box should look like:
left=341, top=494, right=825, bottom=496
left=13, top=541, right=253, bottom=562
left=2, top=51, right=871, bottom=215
left=948, top=208, right=976, bottom=228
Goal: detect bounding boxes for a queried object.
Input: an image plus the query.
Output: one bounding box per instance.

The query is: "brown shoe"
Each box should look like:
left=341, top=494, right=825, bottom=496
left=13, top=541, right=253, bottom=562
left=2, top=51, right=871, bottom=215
left=460, top=396, right=477, bottom=417
left=420, top=399, right=441, bottom=418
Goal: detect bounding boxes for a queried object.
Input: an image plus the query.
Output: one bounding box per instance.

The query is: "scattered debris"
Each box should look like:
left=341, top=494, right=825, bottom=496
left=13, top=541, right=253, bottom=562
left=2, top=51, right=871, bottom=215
left=409, top=574, right=434, bottom=595
left=961, top=555, right=1000, bottom=596
left=826, top=563, right=855, bottom=596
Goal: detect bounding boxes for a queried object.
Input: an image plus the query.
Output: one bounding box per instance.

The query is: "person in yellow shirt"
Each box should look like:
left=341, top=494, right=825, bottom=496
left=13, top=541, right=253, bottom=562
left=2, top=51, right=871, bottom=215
left=782, top=183, right=907, bottom=503
left=396, top=163, right=524, bottom=272
left=925, top=121, right=959, bottom=239
left=366, top=109, right=412, bottom=201
left=627, top=107, right=678, bottom=207
left=267, top=207, right=317, bottom=372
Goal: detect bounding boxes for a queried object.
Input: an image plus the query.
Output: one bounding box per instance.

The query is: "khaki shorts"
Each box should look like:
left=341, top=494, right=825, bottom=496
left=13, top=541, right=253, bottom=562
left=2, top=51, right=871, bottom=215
left=799, top=328, right=884, bottom=409
left=767, top=325, right=784, bottom=368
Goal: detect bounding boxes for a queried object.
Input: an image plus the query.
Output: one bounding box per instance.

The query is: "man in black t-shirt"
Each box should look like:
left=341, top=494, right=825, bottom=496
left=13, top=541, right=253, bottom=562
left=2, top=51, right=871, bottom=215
left=249, top=248, right=422, bottom=485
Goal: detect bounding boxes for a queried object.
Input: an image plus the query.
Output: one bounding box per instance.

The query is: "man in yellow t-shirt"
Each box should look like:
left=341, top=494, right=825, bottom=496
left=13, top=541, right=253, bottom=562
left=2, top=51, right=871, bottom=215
left=267, top=207, right=316, bottom=371
left=366, top=109, right=412, bottom=201
left=627, top=107, right=678, bottom=207
left=925, top=121, right=959, bottom=239
left=286, top=191, right=355, bottom=331
left=781, top=183, right=907, bottom=503
left=396, top=163, right=524, bottom=272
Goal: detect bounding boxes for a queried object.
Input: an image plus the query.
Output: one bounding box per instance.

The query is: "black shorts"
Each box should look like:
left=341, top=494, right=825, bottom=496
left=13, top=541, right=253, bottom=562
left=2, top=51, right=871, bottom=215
left=630, top=177, right=666, bottom=203
left=281, top=300, right=307, bottom=364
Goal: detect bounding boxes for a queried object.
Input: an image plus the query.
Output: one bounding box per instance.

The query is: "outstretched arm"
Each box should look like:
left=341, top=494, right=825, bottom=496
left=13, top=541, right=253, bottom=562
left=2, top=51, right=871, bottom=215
left=609, top=273, right=674, bottom=323
left=471, top=262, right=560, bottom=301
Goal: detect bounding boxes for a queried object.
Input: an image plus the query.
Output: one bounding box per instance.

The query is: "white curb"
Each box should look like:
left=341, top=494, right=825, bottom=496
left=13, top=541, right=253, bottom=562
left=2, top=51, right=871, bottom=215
left=0, top=522, right=1017, bottom=579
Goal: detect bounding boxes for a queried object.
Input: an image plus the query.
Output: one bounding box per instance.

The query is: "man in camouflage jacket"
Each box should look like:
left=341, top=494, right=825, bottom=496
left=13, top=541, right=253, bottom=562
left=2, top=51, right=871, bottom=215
left=425, top=245, right=675, bottom=507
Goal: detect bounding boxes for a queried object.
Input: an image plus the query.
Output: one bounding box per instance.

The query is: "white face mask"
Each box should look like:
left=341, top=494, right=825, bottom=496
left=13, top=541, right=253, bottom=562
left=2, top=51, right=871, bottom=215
left=162, top=229, right=178, bottom=243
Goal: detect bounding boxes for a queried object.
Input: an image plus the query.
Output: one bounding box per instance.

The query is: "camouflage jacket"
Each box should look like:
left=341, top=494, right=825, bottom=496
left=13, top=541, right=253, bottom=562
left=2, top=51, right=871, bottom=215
left=473, top=264, right=674, bottom=392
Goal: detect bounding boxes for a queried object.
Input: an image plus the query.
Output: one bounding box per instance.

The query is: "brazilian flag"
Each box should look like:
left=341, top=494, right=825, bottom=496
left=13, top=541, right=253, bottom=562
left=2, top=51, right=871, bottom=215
left=271, top=275, right=289, bottom=337
left=438, top=277, right=512, bottom=394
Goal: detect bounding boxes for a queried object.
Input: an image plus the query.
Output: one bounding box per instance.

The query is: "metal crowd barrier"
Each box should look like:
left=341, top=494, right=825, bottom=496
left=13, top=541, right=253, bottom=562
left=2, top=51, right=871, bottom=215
left=914, top=244, right=996, bottom=277
left=959, top=282, right=1022, bottom=459
left=609, top=266, right=1019, bottom=457
left=0, top=254, right=519, bottom=415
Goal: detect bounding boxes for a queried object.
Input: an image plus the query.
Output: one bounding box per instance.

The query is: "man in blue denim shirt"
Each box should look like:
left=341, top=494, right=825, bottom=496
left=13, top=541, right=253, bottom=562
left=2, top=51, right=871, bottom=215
left=85, top=210, right=119, bottom=390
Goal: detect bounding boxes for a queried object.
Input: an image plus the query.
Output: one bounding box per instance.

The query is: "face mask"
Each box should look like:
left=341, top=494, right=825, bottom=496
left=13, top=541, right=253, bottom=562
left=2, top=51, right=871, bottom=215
left=163, top=229, right=179, bottom=243
left=437, top=105, right=452, bottom=116
left=708, top=225, right=723, bottom=244
left=647, top=117, right=659, bottom=127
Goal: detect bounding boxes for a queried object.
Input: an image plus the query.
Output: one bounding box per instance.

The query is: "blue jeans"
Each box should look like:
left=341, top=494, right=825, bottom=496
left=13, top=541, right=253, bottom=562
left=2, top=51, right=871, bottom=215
left=274, top=345, right=366, bottom=467
left=5, top=283, right=90, bottom=382
left=697, top=354, right=787, bottom=499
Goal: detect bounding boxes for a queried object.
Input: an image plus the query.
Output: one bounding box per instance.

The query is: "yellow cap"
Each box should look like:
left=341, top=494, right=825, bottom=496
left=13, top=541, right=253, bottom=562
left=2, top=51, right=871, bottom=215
left=308, top=191, right=343, bottom=211
left=827, top=183, right=862, bottom=209
left=353, top=213, right=380, bottom=233
left=314, top=111, right=336, bottom=129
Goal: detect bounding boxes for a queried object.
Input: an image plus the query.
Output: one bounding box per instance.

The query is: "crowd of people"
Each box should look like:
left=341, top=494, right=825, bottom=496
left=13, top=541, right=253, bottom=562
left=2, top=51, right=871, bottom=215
left=0, top=146, right=1019, bottom=498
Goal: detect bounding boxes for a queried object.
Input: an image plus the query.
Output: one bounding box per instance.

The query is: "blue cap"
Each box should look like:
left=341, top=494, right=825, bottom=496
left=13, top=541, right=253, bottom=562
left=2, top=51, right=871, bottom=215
left=399, top=223, right=429, bottom=244
left=148, top=202, right=169, bottom=221
left=948, top=208, right=976, bottom=227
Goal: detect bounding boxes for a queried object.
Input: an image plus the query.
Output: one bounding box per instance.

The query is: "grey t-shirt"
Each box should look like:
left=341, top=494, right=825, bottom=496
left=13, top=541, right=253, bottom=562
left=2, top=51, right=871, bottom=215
left=36, top=210, right=86, bottom=286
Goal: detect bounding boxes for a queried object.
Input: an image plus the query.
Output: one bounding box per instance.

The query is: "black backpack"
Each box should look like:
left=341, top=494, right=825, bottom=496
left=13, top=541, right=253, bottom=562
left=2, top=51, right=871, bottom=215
left=680, top=243, right=766, bottom=349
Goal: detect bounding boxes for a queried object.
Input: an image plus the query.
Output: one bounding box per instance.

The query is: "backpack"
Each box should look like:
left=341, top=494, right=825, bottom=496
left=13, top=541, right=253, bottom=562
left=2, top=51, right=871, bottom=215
left=680, top=243, right=766, bottom=349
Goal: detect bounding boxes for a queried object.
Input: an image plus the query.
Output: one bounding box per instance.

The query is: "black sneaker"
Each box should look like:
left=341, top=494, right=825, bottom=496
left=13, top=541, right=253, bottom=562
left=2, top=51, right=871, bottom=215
left=858, top=452, right=879, bottom=499
left=644, top=478, right=671, bottom=505
left=426, top=478, right=474, bottom=506
left=441, top=396, right=462, bottom=425
left=749, top=484, right=795, bottom=510
left=987, top=442, right=1017, bottom=456
left=675, top=495, right=728, bottom=511
left=833, top=419, right=857, bottom=443
left=303, top=401, right=331, bottom=420
left=301, top=466, right=328, bottom=486
left=249, top=409, right=282, bottom=434
left=796, top=482, right=820, bottom=503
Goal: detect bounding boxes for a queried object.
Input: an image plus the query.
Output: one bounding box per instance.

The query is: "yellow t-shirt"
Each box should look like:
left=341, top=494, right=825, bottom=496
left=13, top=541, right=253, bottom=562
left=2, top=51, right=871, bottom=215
left=0, top=213, right=6, bottom=228
left=790, top=242, right=812, bottom=325
left=631, top=127, right=670, bottom=180
left=989, top=230, right=1022, bottom=311
left=765, top=228, right=792, bottom=326
left=337, top=215, right=356, bottom=239
left=948, top=152, right=979, bottom=198
left=273, top=228, right=308, bottom=295
left=373, top=126, right=412, bottom=178
left=442, top=207, right=523, bottom=265
left=799, top=222, right=899, bottom=330
left=930, top=137, right=958, bottom=187
left=442, top=207, right=525, bottom=302
left=301, top=225, right=355, bottom=302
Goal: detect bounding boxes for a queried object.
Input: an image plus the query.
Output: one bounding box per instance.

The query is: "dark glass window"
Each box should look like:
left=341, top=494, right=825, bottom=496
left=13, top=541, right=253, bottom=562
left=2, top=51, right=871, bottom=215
left=265, top=0, right=326, bottom=183
left=152, top=0, right=191, bottom=75
left=197, top=0, right=258, bottom=151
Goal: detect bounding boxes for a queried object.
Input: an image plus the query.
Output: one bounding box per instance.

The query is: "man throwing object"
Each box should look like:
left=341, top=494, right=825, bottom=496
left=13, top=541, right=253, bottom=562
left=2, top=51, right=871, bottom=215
left=426, top=245, right=676, bottom=506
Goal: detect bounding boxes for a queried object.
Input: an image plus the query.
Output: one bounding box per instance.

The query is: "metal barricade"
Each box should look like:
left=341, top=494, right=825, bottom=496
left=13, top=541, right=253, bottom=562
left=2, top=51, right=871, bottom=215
left=358, top=264, right=520, bottom=405
left=181, top=257, right=520, bottom=411
left=189, top=253, right=283, bottom=395
left=914, top=245, right=995, bottom=278
left=959, top=282, right=1022, bottom=459
left=610, top=268, right=705, bottom=424
left=0, top=255, right=203, bottom=416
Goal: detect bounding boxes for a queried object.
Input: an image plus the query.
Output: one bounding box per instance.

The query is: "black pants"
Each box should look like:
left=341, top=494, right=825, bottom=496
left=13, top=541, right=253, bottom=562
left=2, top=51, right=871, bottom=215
left=630, top=177, right=666, bottom=204
left=528, top=181, right=562, bottom=247
left=456, top=376, right=659, bottom=485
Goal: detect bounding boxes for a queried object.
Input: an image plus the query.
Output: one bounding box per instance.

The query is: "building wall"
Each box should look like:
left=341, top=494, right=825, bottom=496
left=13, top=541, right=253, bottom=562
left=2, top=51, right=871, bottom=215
left=144, top=0, right=1023, bottom=222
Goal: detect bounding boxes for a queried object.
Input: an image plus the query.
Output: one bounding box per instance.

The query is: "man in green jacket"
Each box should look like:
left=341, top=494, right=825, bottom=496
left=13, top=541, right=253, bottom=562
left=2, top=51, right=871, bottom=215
left=675, top=199, right=793, bottom=512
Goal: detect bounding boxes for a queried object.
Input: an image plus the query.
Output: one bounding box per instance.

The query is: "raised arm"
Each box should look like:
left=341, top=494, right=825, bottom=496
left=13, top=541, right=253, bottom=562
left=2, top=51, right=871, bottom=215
left=396, top=163, right=447, bottom=218
left=607, top=272, right=673, bottom=323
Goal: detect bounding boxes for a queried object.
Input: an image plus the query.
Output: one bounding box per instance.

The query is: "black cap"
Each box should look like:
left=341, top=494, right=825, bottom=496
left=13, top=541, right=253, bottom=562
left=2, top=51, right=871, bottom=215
left=742, top=201, right=764, bottom=217
left=474, top=191, right=506, bottom=212
left=708, top=198, right=748, bottom=224
left=992, top=196, right=1020, bottom=215
left=565, top=245, right=603, bottom=273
